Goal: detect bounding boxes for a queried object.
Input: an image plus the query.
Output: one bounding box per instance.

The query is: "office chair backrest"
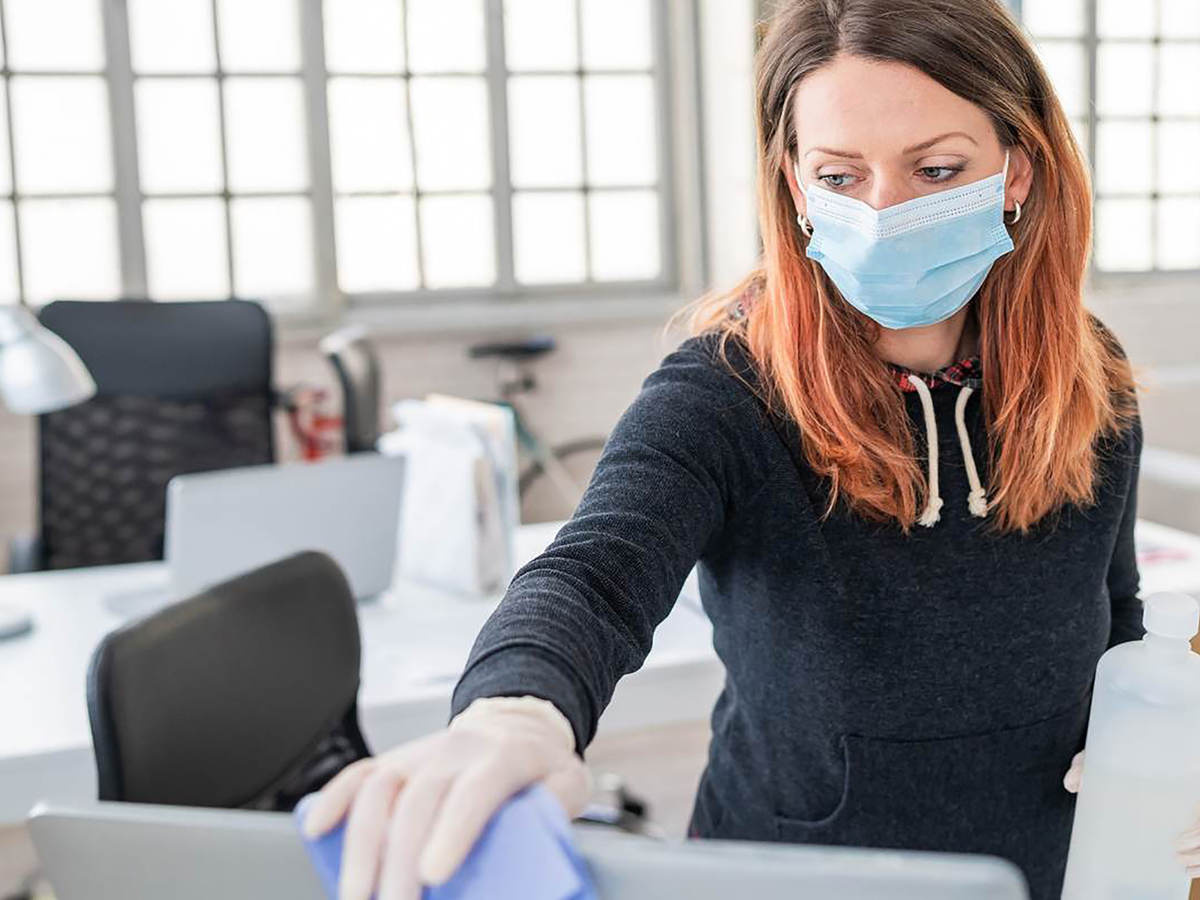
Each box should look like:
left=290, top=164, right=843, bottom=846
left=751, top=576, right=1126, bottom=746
left=320, top=325, right=381, bottom=454
left=86, top=550, right=370, bottom=811
left=35, top=299, right=276, bottom=570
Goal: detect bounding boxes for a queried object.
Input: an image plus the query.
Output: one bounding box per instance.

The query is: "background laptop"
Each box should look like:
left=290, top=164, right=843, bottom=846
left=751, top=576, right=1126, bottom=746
left=28, top=801, right=1030, bottom=900
left=163, top=453, right=405, bottom=602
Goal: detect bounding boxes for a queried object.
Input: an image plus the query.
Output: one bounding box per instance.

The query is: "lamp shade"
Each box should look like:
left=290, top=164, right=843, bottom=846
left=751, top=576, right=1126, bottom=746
left=0, top=306, right=96, bottom=414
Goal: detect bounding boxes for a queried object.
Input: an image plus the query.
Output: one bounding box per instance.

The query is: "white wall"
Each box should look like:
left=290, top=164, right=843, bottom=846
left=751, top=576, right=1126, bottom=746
left=699, top=0, right=761, bottom=291
left=1087, top=279, right=1200, bottom=534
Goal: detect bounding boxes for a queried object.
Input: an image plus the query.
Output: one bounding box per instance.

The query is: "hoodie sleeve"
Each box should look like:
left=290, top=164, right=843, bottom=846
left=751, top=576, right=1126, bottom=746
left=1087, top=313, right=1145, bottom=651
left=1105, top=409, right=1145, bottom=650
left=448, top=334, right=766, bottom=753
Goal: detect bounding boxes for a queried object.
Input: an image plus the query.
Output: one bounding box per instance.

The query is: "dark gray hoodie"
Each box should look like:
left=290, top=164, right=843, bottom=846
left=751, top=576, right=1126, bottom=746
left=451, top=324, right=1143, bottom=900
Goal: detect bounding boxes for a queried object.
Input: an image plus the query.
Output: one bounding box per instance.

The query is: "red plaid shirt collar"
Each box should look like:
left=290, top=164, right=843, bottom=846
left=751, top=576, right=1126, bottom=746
left=887, top=355, right=982, bottom=392
left=729, top=289, right=982, bottom=393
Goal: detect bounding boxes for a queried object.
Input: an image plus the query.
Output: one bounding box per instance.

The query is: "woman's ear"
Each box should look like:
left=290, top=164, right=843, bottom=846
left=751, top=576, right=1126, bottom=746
left=784, top=155, right=807, bottom=220
left=1006, top=144, right=1034, bottom=212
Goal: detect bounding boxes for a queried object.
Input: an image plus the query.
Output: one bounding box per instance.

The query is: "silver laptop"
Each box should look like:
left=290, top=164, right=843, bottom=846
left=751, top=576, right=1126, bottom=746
left=28, top=801, right=1029, bottom=900
left=164, top=453, right=405, bottom=602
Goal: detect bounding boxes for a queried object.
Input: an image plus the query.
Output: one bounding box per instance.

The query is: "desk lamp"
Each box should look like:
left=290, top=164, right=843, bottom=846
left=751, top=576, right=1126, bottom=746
left=0, top=305, right=96, bottom=638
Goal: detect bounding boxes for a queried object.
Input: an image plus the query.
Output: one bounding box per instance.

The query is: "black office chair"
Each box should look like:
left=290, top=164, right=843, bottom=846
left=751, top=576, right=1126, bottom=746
left=320, top=324, right=381, bottom=454
left=86, top=550, right=370, bottom=811
left=12, top=299, right=277, bottom=572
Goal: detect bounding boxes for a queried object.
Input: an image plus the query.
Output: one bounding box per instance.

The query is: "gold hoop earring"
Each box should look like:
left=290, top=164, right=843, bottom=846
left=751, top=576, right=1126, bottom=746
left=1004, top=199, right=1022, bottom=225
left=797, top=212, right=813, bottom=236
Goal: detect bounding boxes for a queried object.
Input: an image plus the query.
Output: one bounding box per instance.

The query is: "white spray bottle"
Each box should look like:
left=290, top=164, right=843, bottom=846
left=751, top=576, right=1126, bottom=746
left=1062, top=591, right=1200, bottom=898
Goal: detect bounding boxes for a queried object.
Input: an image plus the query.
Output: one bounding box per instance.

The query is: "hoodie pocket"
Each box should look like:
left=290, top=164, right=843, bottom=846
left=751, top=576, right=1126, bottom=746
left=774, top=691, right=1090, bottom=868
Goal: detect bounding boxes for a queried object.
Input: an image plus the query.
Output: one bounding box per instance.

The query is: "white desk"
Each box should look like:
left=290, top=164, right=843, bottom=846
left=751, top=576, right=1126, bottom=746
left=0, top=521, right=720, bottom=824
left=3, top=519, right=1200, bottom=825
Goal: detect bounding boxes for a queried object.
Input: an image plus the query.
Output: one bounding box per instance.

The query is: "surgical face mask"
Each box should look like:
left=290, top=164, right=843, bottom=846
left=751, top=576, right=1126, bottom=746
left=794, top=149, right=1014, bottom=330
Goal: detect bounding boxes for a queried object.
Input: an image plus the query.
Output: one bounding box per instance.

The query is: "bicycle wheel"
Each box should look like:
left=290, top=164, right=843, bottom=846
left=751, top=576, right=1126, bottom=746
left=518, top=437, right=607, bottom=523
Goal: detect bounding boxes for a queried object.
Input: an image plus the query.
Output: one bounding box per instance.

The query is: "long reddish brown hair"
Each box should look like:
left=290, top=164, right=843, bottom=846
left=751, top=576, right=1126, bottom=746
left=675, top=0, right=1137, bottom=534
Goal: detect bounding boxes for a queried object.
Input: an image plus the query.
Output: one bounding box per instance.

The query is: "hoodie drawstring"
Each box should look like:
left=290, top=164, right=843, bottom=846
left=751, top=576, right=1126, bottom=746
left=954, top=385, right=989, bottom=518
left=908, top=375, right=988, bottom=527
left=909, top=375, right=944, bottom=527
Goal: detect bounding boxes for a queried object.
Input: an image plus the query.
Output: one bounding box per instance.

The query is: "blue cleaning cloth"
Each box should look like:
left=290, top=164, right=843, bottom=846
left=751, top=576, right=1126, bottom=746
left=293, top=783, right=598, bottom=900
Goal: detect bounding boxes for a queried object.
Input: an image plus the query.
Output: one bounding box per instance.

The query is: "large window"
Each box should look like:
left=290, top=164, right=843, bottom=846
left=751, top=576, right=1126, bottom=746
left=0, top=0, right=119, bottom=305
left=0, top=0, right=676, bottom=312
left=1022, top=0, right=1200, bottom=273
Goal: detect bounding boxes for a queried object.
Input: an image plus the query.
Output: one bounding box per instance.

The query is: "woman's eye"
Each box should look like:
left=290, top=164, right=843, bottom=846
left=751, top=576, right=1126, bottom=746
left=816, top=167, right=963, bottom=191
left=817, top=173, right=854, bottom=189
left=918, top=166, right=962, bottom=182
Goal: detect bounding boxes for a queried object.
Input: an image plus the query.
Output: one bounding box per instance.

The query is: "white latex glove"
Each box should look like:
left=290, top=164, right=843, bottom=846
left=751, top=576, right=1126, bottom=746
left=301, top=695, right=591, bottom=900
left=1063, top=748, right=1200, bottom=879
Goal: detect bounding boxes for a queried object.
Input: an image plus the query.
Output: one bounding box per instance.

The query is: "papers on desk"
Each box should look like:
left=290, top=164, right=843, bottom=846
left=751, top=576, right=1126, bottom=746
left=379, top=395, right=519, bottom=597
left=1138, top=535, right=1199, bottom=568
left=294, top=784, right=598, bottom=900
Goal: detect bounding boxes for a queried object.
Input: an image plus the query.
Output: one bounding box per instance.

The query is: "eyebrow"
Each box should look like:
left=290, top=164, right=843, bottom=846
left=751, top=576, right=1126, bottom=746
left=804, top=131, right=978, bottom=159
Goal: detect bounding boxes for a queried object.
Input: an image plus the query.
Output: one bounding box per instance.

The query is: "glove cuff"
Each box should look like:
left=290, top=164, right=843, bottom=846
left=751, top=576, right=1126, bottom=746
left=449, top=694, right=577, bottom=752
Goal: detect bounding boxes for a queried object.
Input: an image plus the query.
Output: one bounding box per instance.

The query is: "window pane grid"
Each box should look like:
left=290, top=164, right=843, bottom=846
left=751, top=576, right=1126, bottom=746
left=127, top=0, right=317, bottom=304
left=1029, top=0, right=1200, bottom=274
left=334, top=182, right=660, bottom=197
left=1085, top=35, right=1199, bottom=44
left=0, top=0, right=121, bottom=304
left=130, top=69, right=303, bottom=78
left=0, top=0, right=676, bottom=309
left=0, top=2, right=22, bottom=303
left=325, top=0, right=671, bottom=298
left=502, top=0, right=666, bottom=289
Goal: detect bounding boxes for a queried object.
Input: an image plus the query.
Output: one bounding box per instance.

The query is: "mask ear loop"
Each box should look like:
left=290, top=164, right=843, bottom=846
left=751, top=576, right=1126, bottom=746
left=793, top=160, right=814, bottom=236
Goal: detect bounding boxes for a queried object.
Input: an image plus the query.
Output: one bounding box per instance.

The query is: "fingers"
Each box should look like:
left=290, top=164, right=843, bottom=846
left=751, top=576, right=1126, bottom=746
left=1062, top=750, right=1086, bottom=793
left=418, top=758, right=529, bottom=885
left=314, top=709, right=576, bottom=897
left=541, top=759, right=593, bottom=819
left=1177, top=850, right=1200, bottom=881
left=339, top=767, right=405, bottom=900
left=1177, top=843, right=1200, bottom=868
left=304, top=734, right=438, bottom=838
left=303, top=758, right=377, bottom=838
left=378, top=771, right=456, bottom=900
left=1062, top=770, right=1080, bottom=793
left=418, top=755, right=591, bottom=887
left=1171, top=802, right=1200, bottom=876
left=1175, top=817, right=1200, bottom=875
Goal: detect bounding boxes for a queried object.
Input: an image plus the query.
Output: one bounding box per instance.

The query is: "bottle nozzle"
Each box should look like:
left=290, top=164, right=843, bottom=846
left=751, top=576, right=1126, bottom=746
left=1143, top=591, right=1199, bottom=640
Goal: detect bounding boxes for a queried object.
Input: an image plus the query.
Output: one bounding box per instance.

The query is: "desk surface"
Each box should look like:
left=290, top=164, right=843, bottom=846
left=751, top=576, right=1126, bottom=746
left=2, top=518, right=1200, bottom=824
left=0, top=521, right=719, bottom=823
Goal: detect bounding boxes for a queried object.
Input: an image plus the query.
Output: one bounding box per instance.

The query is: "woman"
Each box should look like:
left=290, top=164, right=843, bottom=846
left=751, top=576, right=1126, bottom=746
left=304, top=2, right=1200, bottom=898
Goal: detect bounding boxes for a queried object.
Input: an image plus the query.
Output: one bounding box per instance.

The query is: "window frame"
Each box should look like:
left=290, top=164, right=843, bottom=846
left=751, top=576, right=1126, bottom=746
left=0, top=0, right=695, bottom=324
left=1018, top=0, right=1200, bottom=283
left=319, top=0, right=681, bottom=313
left=0, top=1, right=127, bottom=304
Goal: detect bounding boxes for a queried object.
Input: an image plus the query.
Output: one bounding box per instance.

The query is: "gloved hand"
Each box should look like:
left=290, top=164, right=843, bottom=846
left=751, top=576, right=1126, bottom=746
left=1063, top=748, right=1200, bottom=878
left=302, top=695, right=592, bottom=900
